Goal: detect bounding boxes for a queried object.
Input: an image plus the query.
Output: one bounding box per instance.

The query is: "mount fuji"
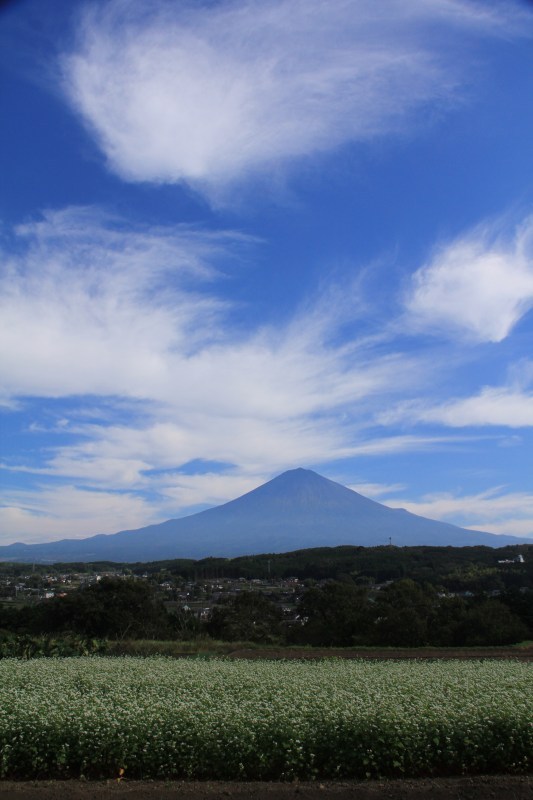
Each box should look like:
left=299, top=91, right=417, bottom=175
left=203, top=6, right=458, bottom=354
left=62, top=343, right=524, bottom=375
left=0, top=468, right=530, bottom=563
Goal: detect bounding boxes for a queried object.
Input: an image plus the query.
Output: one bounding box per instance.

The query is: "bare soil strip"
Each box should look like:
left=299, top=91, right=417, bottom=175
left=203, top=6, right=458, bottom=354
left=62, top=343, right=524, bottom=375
left=1, top=776, right=532, bottom=800
left=226, top=646, right=533, bottom=660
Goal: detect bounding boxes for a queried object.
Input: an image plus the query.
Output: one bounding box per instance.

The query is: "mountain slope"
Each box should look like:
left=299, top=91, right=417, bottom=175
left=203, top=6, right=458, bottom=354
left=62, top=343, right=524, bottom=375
left=0, top=468, right=530, bottom=563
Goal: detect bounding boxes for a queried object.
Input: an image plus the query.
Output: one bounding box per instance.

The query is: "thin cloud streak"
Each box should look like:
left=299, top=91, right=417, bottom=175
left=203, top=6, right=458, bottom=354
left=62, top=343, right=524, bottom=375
left=347, top=481, right=406, bottom=498
left=0, top=486, right=160, bottom=545
left=381, top=487, right=533, bottom=539
left=380, top=387, right=533, bottom=428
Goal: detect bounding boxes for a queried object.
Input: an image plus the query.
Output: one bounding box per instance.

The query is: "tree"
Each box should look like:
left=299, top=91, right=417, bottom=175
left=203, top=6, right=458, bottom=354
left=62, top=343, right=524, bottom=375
left=292, top=581, right=371, bottom=646
left=371, top=580, right=437, bottom=647
left=206, top=591, right=282, bottom=643
left=454, top=599, right=529, bottom=646
left=429, top=595, right=468, bottom=646
left=500, top=589, right=533, bottom=637
left=36, top=578, right=173, bottom=640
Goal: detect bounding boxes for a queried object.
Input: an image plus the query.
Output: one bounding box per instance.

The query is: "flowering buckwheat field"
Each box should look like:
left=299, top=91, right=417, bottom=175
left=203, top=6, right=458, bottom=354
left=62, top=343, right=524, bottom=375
left=0, top=657, right=531, bottom=780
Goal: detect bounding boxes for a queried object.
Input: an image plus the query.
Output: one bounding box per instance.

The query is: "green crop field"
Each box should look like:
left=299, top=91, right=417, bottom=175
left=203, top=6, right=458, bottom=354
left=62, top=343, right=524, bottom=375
left=0, top=657, right=531, bottom=781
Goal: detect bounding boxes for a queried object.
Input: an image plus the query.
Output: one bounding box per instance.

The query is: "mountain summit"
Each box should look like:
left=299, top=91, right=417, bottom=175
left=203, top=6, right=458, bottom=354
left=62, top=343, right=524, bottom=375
left=0, top=468, right=530, bottom=563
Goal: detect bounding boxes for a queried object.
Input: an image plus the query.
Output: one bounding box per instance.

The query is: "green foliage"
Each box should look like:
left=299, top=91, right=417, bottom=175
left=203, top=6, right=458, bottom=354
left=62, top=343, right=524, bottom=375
left=30, top=578, right=174, bottom=640
left=371, top=580, right=437, bottom=647
left=453, top=600, right=529, bottom=646
left=0, top=633, right=107, bottom=659
left=3, top=544, right=533, bottom=588
left=181, top=544, right=533, bottom=588
left=206, top=591, right=282, bottom=642
left=0, top=657, right=531, bottom=780
left=2, top=547, right=532, bottom=649
left=290, top=581, right=371, bottom=646
left=101, top=639, right=250, bottom=657
left=293, top=579, right=530, bottom=647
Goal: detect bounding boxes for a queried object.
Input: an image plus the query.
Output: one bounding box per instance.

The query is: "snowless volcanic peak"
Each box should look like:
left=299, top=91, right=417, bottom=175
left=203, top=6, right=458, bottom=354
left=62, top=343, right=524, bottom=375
left=217, top=468, right=368, bottom=511
left=0, top=468, right=531, bottom=563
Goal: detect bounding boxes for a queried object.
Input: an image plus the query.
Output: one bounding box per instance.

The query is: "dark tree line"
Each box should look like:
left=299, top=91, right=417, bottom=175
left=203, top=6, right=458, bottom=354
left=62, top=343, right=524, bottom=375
left=0, top=578, right=185, bottom=641
left=1, top=575, right=532, bottom=649
left=6, top=545, right=531, bottom=591
left=289, top=579, right=530, bottom=647
left=206, top=580, right=531, bottom=647
left=128, top=544, right=532, bottom=590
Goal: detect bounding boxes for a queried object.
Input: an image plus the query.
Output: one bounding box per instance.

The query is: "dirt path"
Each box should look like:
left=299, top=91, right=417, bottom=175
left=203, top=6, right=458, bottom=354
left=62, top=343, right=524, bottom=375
left=226, top=646, right=533, bottom=661
left=1, top=776, right=532, bottom=800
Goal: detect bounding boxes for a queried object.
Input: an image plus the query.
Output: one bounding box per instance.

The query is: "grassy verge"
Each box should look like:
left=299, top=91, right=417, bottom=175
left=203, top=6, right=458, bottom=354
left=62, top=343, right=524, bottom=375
left=103, top=638, right=260, bottom=657
left=105, top=639, right=533, bottom=658
left=1, top=633, right=532, bottom=660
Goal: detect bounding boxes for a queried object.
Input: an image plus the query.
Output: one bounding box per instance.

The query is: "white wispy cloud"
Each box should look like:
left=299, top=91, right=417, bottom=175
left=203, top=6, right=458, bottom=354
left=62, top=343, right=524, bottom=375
left=405, top=214, right=533, bottom=342
left=0, top=470, right=277, bottom=544
left=0, top=206, right=417, bottom=414
left=155, top=471, right=268, bottom=514
left=0, top=486, right=159, bottom=545
left=0, top=207, right=249, bottom=402
left=381, top=487, right=533, bottom=539
left=347, top=481, right=406, bottom=498
left=21, top=421, right=455, bottom=490
left=59, top=0, right=528, bottom=199
left=380, top=387, right=533, bottom=428
left=419, top=388, right=533, bottom=428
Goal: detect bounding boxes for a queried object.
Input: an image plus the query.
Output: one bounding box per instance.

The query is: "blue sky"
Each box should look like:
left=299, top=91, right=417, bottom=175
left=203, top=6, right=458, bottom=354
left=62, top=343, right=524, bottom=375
left=1, top=0, right=533, bottom=546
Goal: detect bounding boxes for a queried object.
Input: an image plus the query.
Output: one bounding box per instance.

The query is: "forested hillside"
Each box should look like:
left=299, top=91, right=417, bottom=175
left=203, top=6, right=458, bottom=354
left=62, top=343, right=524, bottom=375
left=1, top=545, right=532, bottom=652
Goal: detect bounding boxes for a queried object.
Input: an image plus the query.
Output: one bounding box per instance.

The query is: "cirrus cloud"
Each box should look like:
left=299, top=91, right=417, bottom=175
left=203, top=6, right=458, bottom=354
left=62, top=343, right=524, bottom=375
left=380, top=387, right=533, bottom=429
left=0, top=485, right=159, bottom=545
left=60, top=0, right=528, bottom=199
left=381, top=486, right=533, bottom=539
